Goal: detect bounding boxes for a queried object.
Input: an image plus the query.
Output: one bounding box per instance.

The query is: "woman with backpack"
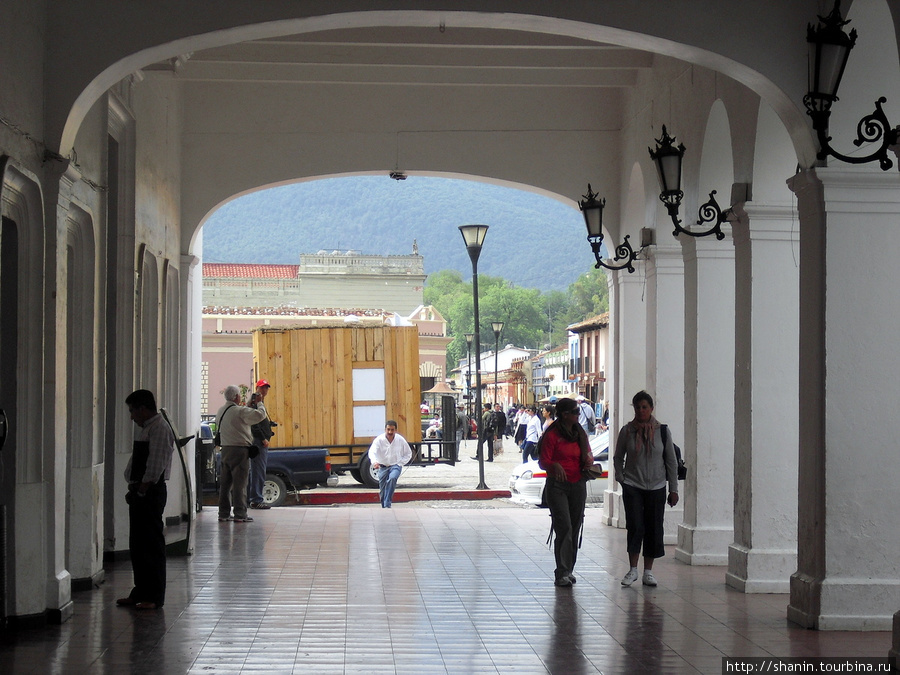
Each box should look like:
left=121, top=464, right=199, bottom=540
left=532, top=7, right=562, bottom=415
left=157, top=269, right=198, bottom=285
left=613, top=390, right=679, bottom=588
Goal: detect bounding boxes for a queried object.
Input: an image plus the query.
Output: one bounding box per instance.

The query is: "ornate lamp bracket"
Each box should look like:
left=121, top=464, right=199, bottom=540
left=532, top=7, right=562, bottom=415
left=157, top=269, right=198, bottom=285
left=804, top=1, right=900, bottom=170
left=588, top=234, right=639, bottom=273
left=808, top=97, right=900, bottom=171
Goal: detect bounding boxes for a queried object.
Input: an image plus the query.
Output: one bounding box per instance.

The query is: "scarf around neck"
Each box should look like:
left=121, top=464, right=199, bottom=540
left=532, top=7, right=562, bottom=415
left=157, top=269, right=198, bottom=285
left=629, top=415, right=659, bottom=454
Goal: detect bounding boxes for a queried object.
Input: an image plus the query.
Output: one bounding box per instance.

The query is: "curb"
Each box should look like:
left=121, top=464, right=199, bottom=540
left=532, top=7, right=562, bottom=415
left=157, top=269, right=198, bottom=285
left=288, top=489, right=512, bottom=506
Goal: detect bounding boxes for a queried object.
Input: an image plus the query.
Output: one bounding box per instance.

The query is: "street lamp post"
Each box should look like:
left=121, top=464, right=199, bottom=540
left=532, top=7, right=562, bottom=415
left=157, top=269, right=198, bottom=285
left=464, top=333, right=474, bottom=420
left=491, top=321, right=503, bottom=406
left=459, top=224, right=489, bottom=490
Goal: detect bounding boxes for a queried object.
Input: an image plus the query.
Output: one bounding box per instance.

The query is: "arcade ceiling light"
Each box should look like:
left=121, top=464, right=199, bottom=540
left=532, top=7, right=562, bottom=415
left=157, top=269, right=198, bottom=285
left=805, top=0, right=899, bottom=170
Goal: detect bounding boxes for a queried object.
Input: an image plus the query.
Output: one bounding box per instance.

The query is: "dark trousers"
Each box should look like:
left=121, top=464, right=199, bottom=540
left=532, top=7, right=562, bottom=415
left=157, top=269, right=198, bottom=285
left=621, top=483, right=667, bottom=559
left=545, top=477, right=587, bottom=581
left=479, top=435, right=494, bottom=461
left=127, top=480, right=168, bottom=606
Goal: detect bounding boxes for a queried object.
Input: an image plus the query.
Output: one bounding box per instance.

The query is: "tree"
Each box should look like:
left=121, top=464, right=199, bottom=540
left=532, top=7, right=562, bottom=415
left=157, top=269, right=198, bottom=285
left=557, top=267, right=609, bottom=331
left=424, top=266, right=609, bottom=369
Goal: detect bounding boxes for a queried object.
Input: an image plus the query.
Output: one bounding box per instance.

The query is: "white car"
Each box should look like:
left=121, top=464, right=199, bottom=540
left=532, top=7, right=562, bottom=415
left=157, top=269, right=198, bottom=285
left=508, top=430, right=609, bottom=506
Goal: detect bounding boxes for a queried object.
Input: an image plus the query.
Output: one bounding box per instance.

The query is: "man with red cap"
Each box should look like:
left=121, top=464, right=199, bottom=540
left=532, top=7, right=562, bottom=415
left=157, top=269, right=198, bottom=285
left=248, top=379, right=275, bottom=509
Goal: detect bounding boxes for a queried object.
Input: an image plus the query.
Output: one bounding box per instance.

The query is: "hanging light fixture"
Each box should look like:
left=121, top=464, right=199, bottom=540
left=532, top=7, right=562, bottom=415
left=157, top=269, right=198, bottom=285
left=649, top=126, right=729, bottom=240
left=578, top=184, right=640, bottom=273
left=804, top=0, right=899, bottom=170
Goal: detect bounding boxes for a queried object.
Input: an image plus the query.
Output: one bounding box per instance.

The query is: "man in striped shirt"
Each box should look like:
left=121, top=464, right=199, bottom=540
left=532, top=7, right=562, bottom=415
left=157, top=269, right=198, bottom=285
left=116, top=389, right=175, bottom=610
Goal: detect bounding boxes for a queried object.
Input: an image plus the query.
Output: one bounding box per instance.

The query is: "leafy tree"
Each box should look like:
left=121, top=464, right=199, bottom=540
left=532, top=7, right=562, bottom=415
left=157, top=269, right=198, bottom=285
left=558, top=267, right=609, bottom=329
left=543, top=290, right=570, bottom=347
left=425, top=265, right=609, bottom=368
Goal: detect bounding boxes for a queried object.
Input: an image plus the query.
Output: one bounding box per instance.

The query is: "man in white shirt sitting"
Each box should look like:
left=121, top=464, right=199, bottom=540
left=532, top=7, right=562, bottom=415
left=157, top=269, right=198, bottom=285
left=367, top=420, right=413, bottom=508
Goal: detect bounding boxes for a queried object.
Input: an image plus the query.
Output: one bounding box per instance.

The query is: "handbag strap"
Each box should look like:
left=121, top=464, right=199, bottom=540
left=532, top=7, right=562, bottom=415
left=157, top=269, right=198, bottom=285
left=218, top=403, right=235, bottom=429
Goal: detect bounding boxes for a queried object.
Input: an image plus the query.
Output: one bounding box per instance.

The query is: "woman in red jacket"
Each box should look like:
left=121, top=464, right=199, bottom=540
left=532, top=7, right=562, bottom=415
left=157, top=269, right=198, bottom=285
left=537, top=397, right=593, bottom=587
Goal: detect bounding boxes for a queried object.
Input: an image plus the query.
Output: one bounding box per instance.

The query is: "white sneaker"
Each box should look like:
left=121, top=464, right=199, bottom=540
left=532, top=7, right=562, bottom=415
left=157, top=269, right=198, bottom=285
left=642, top=571, right=657, bottom=587
left=621, top=569, right=638, bottom=586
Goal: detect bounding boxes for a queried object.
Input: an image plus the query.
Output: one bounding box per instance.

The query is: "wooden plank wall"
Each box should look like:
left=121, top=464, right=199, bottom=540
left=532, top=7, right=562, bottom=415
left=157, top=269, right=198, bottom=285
left=253, top=325, right=422, bottom=452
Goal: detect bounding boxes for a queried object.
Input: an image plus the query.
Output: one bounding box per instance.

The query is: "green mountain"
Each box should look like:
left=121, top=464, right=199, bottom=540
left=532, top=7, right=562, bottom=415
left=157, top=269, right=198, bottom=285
left=201, top=176, right=599, bottom=292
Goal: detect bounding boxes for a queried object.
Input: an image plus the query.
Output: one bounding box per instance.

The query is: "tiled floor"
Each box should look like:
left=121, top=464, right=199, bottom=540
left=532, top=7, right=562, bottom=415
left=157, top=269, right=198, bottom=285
left=0, top=504, right=892, bottom=674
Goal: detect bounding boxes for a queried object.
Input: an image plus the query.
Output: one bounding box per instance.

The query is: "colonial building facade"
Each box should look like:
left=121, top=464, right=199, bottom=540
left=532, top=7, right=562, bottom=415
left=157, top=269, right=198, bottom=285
left=203, top=250, right=426, bottom=313
left=567, top=312, right=610, bottom=405
left=2, top=0, right=899, bottom=650
left=200, top=256, right=447, bottom=414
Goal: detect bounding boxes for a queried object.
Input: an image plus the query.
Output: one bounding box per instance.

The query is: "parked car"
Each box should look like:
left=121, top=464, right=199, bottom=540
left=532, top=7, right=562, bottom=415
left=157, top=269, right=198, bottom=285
left=263, top=448, right=336, bottom=506
left=198, top=413, right=335, bottom=507
left=508, top=430, right=609, bottom=507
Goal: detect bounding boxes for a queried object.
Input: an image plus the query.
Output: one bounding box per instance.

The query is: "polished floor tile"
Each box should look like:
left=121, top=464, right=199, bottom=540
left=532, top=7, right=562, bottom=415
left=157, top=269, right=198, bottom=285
left=0, top=505, right=893, bottom=674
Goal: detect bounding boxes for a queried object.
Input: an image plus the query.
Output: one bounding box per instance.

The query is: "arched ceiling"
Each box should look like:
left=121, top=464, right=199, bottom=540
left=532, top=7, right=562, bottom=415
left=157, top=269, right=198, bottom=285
left=166, top=26, right=655, bottom=88
left=55, top=4, right=818, bottom=164
left=175, top=25, right=659, bottom=249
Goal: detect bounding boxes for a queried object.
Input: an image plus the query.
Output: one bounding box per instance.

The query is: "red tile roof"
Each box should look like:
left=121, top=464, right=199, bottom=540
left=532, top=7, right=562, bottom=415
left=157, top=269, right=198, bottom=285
left=203, top=306, right=391, bottom=317
left=568, top=311, right=610, bottom=332
left=203, top=263, right=299, bottom=279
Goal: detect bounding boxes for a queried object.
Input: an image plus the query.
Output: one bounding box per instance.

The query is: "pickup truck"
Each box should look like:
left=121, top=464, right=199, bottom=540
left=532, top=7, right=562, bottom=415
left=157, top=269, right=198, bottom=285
left=199, top=418, right=333, bottom=507
left=263, top=447, right=334, bottom=506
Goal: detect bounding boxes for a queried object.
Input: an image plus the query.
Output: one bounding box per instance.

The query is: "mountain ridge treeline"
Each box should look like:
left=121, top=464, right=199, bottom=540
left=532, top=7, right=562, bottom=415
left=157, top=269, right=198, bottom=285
left=201, top=175, right=599, bottom=292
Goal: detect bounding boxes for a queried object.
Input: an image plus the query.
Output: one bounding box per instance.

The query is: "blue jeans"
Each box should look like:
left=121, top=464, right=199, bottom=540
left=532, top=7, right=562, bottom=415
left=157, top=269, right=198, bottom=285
left=378, top=464, right=402, bottom=508
left=522, top=440, right=537, bottom=463
left=247, top=440, right=268, bottom=505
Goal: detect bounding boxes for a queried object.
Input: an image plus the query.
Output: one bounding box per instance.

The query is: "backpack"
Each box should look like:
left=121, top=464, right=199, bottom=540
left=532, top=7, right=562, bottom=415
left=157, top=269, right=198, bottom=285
left=482, top=411, right=495, bottom=434
left=660, top=424, right=687, bottom=480
left=581, top=402, right=596, bottom=433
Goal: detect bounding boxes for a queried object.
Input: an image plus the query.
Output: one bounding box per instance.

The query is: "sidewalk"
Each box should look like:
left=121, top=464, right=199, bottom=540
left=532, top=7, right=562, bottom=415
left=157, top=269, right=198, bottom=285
left=309, top=436, right=530, bottom=507
left=1, top=501, right=889, bottom=674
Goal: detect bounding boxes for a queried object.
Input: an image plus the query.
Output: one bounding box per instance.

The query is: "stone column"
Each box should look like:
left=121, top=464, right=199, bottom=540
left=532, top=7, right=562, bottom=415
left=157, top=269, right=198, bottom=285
left=676, top=233, right=735, bottom=566
left=46, top=160, right=76, bottom=622
left=890, top=611, right=899, bottom=664
left=604, top=270, right=646, bottom=529
left=727, top=204, right=798, bottom=593
left=787, top=168, right=900, bottom=630
left=644, top=245, right=685, bottom=544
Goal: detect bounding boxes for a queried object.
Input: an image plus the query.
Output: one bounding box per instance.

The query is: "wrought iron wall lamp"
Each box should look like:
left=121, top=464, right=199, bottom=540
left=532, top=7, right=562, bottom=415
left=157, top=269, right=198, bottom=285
left=648, top=126, right=731, bottom=240
left=578, top=184, right=640, bottom=273
left=805, top=0, right=899, bottom=170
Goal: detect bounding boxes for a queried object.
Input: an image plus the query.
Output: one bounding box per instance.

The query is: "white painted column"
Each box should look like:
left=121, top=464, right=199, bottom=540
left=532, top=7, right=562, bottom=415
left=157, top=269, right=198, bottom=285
left=603, top=272, right=620, bottom=526
left=644, top=245, right=685, bottom=544
left=787, top=168, right=900, bottom=630
left=46, top=166, right=76, bottom=621
left=605, top=270, right=646, bottom=529
left=182, top=253, right=201, bottom=544
left=891, top=611, right=900, bottom=662
left=728, top=204, right=798, bottom=593
left=676, top=234, right=735, bottom=566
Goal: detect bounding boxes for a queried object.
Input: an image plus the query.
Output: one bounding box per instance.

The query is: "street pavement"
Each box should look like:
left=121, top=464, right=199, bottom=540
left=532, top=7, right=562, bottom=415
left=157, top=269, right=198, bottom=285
left=322, top=435, right=607, bottom=509
left=322, top=436, right=527, bottom=508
